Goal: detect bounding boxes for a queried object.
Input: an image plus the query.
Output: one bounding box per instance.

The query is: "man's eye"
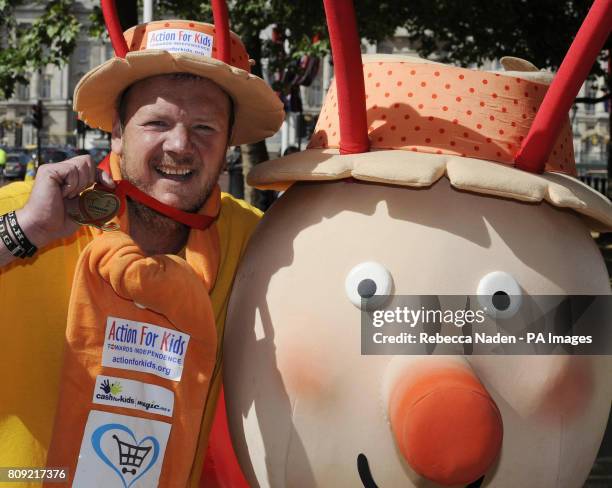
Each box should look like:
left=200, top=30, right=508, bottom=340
left=194, top=124, right=215, bottom=132
left=146, top=120, right=167, bottom=127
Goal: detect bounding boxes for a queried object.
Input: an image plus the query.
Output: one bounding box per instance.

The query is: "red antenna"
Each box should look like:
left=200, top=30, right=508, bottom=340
left=212, top=0, right=231, bottom=64
left=322, top=0, right=369, bottom=154
left=514, top=0, right=612, bottom=173
left=100, top=0, right=231, bottom=64
left=100, top=0, right=129, bottom=58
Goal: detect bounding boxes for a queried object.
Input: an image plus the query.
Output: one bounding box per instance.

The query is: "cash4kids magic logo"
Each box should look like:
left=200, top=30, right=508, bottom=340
left=100, top=378, right=122, bottom=396
left=94, top=377, right=173, bottom=415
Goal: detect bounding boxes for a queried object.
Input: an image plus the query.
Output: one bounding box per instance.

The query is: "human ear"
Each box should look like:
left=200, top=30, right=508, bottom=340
left=111, top=113, right=123, bottom=156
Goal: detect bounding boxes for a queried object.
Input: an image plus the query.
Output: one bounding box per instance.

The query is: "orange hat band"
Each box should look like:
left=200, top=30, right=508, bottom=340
left=309, top=61, right=575, bottom=176
left=124, top=21, right=251, bottom=72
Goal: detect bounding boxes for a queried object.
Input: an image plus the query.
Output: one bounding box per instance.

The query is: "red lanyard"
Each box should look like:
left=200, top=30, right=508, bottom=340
left=98, top=154, right=216, bottom=230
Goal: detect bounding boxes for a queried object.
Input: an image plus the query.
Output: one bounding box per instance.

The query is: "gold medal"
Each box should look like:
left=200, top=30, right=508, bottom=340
left=67, top=187, right=121, bottom=231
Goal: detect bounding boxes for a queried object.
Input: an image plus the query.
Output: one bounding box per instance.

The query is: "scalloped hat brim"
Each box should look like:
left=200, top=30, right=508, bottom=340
left=248, top=148, right=612, bottom=231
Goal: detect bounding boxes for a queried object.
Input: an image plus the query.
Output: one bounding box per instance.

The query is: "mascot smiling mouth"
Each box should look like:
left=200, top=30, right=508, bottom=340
left=357, top=454, right=485, bottom=488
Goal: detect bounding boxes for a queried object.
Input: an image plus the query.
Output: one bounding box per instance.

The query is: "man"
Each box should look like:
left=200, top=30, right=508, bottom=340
left=0, top=19, right=283, bottom=486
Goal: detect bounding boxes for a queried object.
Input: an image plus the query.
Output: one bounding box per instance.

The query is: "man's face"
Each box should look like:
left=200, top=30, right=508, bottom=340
left=111, top=75, right=231, bottom=212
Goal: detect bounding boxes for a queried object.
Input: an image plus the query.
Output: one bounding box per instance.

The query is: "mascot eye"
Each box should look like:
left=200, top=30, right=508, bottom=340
left=476, top=271, right=522, bottom=319
left=345, top=262, right=393, bottom=309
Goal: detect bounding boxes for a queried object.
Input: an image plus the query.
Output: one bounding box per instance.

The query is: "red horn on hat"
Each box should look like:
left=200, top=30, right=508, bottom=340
left=212, top=0, right=231, bottom=64
left=100, top=0, right=129, bottom=58
left=322, top=0, right=370, bottom=154
left=514, top=0, right=612, bottom=173
left=101, top=0, right=232, bottom=64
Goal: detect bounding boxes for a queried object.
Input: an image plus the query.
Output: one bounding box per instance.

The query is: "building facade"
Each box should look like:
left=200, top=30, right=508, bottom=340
left=0, top=1, right=112, bottom=150
left=573, top=78, right=610, bottom=174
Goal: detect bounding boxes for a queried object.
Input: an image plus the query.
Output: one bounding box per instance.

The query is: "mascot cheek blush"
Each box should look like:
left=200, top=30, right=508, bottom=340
left=223, top=1, right=612, bottom=487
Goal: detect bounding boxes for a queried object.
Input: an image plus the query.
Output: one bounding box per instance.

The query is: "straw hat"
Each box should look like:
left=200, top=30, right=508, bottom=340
left=249, top=54, right=612, bottom=231
left=74, top=20, right=284, bottom=145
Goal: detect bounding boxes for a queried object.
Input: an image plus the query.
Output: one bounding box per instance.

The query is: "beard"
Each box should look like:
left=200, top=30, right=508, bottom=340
left=126, top=197, right=188, bottom=235
left=119, top=153, right=222, bottom=236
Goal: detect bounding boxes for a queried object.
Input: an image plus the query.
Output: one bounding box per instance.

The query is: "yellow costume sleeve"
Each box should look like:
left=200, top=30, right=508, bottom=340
left=0, top=181, right=261, bottom=487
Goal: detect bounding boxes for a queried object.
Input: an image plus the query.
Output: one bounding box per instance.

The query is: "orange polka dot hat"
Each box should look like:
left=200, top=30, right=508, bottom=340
left=250, top=0, right=612, bottom=232
left=249, top=53, right=612, bottom=230
left=74, top=19, right=284, bottom=146
left=315, top=57, right=574, bottom=173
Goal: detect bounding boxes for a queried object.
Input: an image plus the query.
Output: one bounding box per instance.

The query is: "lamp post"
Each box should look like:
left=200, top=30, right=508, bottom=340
left=30, top=100, right=43, bottom=167
left=143, top=0, right=153, bottom=22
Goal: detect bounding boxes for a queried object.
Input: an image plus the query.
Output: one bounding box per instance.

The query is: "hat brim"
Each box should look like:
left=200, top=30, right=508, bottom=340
left=248, top=149, right=612, bottom=231
left=74, top=50, right=284, bottom=146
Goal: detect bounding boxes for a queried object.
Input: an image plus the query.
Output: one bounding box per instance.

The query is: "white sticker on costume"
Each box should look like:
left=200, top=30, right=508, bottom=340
left=93, top=375, right=175, bottom=417
left=73, top=410, right=171, bottom=488
left=146, top=29, right=213, bottom=57
left=102, top=317, right=190, bottom=381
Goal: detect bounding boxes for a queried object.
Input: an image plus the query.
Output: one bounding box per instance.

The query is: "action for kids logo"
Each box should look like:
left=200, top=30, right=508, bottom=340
left=146, top=28, right=213, bottom=57
left=102, top=317, right=190, bottom=381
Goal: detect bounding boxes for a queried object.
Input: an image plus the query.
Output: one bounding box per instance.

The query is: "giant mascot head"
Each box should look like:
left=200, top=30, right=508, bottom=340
left=223, top=1, right=612, bottom=486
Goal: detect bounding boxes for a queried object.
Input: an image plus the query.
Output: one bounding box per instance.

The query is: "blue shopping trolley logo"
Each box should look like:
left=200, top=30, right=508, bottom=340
left=91, top=423, right=160, bottom=488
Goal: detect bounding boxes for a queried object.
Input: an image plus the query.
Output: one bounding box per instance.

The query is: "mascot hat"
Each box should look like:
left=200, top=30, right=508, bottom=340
left=74, top=0, right=284, bottom=146
left=249, top=0, right=612, bottom=231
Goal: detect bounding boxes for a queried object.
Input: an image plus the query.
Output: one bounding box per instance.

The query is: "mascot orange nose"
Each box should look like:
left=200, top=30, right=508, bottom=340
left=388, top=367, right=503, bottom=486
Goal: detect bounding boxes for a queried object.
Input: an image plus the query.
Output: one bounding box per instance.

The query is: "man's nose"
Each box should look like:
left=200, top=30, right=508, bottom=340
left=388, top=362, right=503, bottom=486
left=163, top=124, right=195, bottom=157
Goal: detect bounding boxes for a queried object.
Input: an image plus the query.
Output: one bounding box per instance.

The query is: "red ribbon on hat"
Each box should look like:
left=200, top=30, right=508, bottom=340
left=98, top=154, right=215, bottom=230
left=514, top=0, right=612, bottom=173
left=101, top=0, right=129, bottom=57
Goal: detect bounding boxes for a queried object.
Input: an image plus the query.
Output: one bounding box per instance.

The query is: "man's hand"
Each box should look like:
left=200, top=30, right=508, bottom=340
left=15, top=155, right=116, bottom=249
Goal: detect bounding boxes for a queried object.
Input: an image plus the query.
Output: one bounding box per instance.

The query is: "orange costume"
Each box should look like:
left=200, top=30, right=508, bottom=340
left=0, top=178, right=259, bottom=487
left=0, top=1, right=283, bottom=484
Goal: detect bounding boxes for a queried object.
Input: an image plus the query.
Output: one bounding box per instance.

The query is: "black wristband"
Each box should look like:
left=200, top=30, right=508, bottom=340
left=0, top=213, right=26, bottom=258
left=6, top=211, right=37, bottom=258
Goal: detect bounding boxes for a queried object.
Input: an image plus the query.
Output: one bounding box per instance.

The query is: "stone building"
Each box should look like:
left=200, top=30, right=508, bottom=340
left=573, top=78, right=610, bottom=173
left=0, top=0, right=112, bottom=150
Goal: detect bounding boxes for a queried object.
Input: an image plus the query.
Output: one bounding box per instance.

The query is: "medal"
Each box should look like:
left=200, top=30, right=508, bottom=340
left=67, top=186, right=121, bottom=231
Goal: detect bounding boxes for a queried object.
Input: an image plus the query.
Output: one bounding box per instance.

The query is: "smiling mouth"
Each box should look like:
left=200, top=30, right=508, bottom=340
left=357, top=453, right=485, bottom=488
left=155, top=165, right=194, bottom=181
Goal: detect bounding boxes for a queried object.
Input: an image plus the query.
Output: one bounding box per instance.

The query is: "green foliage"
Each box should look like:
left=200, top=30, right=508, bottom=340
left=153, top=1, right=407, bottom=95
left=87, top=6, right=106, bottom=39
left=401, top=0, right=611, bottom=79
left=2, top=1, right=608, bottom=100
left=0, top=0, right=80, bottom=99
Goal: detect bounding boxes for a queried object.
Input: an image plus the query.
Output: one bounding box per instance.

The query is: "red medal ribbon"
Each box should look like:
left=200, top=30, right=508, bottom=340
left=98, top=154, right=216, bottom=230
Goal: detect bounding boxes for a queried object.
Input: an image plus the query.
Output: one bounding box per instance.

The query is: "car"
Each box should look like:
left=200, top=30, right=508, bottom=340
left=3, top=152, right=30, bottom=180
left=39, top=147, right=76, bottom=164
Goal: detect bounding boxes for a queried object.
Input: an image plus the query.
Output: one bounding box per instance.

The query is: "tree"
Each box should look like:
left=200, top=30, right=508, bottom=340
left=0, top=0, right=80, bottom=99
